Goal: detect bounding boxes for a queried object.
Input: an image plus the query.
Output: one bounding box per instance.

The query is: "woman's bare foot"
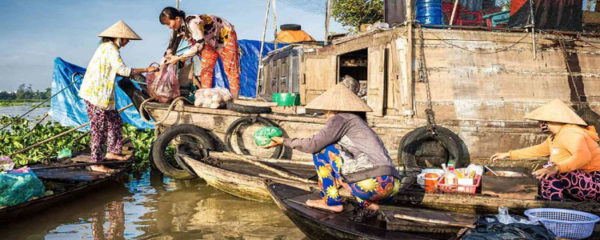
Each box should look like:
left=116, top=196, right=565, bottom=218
left=305, top=199, right=343, bottom=212
left=366, top=203, right=379, bottom=211
left=105, top=153, right=129, bottom=161
left=89, top=165, right=114, bottom=173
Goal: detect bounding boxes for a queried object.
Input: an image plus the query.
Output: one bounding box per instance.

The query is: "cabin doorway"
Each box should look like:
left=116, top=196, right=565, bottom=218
left=338, top=49, right=368, bottom=101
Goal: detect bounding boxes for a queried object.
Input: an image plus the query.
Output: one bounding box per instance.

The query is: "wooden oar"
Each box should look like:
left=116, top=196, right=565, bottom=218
left=217, top=151, right=314, bottom=184
left=393, top=213, right=476, bottom=229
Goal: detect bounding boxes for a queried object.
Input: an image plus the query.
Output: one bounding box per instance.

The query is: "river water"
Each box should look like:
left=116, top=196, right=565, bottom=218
left=0, top=106, right=306, bottom=239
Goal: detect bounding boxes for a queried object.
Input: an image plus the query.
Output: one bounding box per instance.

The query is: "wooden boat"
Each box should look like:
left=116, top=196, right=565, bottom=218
left=144, top=23, right=600, bottom=174
left=0, top=154, right=131, bottom=223
left=180, top=152, right=317, bottom=202
left=267, top=182, right=464, bottom=240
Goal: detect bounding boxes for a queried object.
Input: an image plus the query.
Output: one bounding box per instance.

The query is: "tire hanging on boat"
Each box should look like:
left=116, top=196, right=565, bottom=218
left=224, top=116, right=288, bottom=159
left=152, top=124, right=215, bottom=179
left=398, top=126, right=470, bottom=172
left=226, top=102, right=272, bottom=114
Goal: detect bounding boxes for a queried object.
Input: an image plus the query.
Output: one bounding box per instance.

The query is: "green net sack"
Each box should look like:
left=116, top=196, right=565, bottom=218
left=253, top=127, right=283, bottom=147
left=0, top=170, right=45, bottom=207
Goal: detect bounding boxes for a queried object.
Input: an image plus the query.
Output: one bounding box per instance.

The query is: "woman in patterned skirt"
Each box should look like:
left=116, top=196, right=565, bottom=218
left=265, top=84, right=403, bottom=221
left=492, top=99, right=600, bottom=201
left=159, top=7, right=241, bottom=99
left=79, top=21, right=157, bottom=173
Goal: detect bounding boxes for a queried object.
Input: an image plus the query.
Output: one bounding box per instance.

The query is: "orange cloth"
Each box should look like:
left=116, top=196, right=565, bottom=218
left=509, top=124, right=600, bottom=173
left=276, top=30, right=314, bottom=43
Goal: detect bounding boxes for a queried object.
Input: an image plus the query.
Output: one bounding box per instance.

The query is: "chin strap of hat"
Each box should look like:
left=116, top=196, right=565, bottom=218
left=418, top=26, right=437, bottom=136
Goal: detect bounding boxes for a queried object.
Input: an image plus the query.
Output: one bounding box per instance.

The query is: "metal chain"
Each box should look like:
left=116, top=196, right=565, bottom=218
left=419, top=26, right=437, bottom=135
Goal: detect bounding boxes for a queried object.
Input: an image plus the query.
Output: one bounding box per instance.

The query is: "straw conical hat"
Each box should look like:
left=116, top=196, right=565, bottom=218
left=98, top=20, right=142, bottom=40
left=305, top=84, right=372, bottom=112
left=524, top=99, right=587, bottom=125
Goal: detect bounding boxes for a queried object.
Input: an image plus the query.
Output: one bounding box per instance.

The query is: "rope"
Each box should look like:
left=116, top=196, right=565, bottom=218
left=0, top=72, right=83, bottom=132
left=427, top=31, right=530, bottom=54
left=557, top=36, right=584, bottom=106
left=418, top=27, right=437, bottom=134
left=139, top=97, right=192, bottom=125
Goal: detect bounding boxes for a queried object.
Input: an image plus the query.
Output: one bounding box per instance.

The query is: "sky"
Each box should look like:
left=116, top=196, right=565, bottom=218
left=0, top=0, right=346, bottom=91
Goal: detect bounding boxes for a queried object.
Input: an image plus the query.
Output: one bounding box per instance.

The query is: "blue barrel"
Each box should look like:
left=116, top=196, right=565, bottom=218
left=416, top=0, right=443, bottom=25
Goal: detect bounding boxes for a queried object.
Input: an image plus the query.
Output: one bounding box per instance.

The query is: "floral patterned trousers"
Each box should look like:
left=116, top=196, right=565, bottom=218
left=313, top=144, right=401, bottom=207
left=85, top=101, right=123, bottom=163
left=540, top=170, right=600, bottom=201
left=199, top=31, right=240, bottom=96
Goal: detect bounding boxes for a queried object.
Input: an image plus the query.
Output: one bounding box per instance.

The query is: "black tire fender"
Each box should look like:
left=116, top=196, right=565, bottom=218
left=152, top=124, right=215, bottom=179
left=226, top=102, right=272, bottom=114
left=280, top=24, right=301, bottom=31
left=224, top=116, right=288, bottom=159
left=398, top=126, right=470, bottom=172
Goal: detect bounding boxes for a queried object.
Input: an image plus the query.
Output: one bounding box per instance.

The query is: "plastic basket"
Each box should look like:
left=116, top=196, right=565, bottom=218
left=436, top=175, right=481, bottom=194
left=524, top=208, right=600, bottom=239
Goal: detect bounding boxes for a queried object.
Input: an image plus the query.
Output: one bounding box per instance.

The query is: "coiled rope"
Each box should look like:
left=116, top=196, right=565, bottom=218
left=139, top=96, right=192, bottom=125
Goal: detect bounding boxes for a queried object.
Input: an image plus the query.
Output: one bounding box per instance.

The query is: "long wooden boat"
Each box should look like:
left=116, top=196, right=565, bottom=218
left=267, top=182, right=457, bottom=240
left=144, top=24, right=600, bottom=172
left=0, top=154, right=131, bottom=223
left=180, top=152, right=316, bottom=202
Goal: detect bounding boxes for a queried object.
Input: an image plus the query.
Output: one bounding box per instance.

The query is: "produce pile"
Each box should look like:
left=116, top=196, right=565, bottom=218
left=0, top=115, right=154, bottom=169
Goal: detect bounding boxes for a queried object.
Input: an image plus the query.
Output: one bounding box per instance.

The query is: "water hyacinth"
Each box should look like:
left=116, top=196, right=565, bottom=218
left=0, top=115, right=154, bottom=169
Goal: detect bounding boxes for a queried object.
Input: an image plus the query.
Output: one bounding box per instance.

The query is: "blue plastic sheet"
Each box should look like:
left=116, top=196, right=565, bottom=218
left=50, top=40, right=285, bottom=129
left=50, top=57, right=153, bottom=130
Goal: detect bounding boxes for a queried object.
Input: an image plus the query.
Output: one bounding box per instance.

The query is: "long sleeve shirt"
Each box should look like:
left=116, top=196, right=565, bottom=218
left=79, top=42, right=131, bottom=110
left=178, top=14, right=235, bottom=59
left=509, top=124, right=600, bottom=173
left=283, top=113, right=400, bottom=183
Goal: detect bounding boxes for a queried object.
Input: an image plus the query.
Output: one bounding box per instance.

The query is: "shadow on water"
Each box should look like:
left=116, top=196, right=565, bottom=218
left=0, top=169, right=306, bottom=240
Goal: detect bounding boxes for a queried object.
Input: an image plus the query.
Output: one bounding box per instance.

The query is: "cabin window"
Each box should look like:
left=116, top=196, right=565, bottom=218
left=338, top=49, right=368, bottom=101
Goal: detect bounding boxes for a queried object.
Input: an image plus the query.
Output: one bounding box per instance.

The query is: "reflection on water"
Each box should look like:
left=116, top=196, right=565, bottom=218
left=0, top=169, right=306, bottom=240
left=0, top=105, right=49, bottom=120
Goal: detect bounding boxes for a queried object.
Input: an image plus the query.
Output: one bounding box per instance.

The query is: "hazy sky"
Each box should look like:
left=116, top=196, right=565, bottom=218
left=0, top=0, right=345, bottom=91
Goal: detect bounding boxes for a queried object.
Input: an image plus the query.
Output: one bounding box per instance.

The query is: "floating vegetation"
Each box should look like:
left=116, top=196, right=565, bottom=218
left=0, top=115, right=154, bottom=170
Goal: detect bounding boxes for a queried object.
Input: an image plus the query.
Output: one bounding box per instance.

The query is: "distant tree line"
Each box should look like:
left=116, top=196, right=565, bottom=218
left=0, top=84, right=52, bottom=100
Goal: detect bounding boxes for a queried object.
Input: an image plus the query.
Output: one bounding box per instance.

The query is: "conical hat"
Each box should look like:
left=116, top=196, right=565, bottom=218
left=98, top=20, right=142, bottom=40
left=524, top=99, right=587, bottom=125
left=305, top=84, right=372, bottom=112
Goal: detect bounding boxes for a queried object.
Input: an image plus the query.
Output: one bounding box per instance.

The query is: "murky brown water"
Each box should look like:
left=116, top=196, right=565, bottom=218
left=0, top=170, right=306, bottom=240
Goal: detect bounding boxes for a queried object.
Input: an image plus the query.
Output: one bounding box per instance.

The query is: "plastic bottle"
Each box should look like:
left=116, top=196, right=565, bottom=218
left=445, top=160, right=457, bottom=185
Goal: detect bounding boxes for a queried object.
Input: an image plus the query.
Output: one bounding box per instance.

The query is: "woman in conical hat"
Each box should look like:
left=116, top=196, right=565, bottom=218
left=491, top=99, right=600, bottom=201
left=79, top=20, right=158, bottom=173
left=265, top=84, right=402, bottom=221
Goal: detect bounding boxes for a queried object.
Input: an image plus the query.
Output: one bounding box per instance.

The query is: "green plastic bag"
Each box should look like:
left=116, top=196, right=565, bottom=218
left=253, top=127, right=283, bottom=147
left=57, top=148, right=72, bottom=159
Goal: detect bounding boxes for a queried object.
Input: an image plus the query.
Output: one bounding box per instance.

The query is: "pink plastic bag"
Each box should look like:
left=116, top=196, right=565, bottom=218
left=146, top=63, right=180, bottom=103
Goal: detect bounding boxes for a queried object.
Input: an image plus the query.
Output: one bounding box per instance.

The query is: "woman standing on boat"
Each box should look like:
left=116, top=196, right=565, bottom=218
left=159, top=7, right=240, bottom=99
left=491, top=99, right=600, bottom=201
left=266, top=84, right=402, bottom=220
left=79, top=21, right=158, bottom=173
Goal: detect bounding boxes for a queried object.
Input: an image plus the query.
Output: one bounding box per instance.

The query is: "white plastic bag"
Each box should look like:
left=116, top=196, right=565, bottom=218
left=194, top=87, right=232, bottom=109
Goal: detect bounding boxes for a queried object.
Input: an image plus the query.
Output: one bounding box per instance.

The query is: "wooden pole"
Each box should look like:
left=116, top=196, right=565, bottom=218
left=325, top=0, right=332, bottom=44
left=9, top=103, right=134, bottom=157
left=449, top=0, right=460, bottom=27
left=272, top=0, right=278, bottom=50
left=218, top=151, right=314, bottom=184
left=256, top=0, right=272, bottom=98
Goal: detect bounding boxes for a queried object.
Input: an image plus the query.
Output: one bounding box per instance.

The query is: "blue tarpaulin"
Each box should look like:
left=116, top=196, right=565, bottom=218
left=50, top=39, right=284, bottom=129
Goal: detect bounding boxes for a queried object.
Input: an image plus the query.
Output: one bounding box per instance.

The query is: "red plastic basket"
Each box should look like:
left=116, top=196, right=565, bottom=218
left=436, top=175, right=481, bottom=194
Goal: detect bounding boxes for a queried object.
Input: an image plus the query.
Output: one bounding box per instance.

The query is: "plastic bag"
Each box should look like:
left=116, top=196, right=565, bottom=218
left=57, top=148, right=72, bottom=159
left=497, top=207, right=537, bottom=225
left=0, top=170, right=45, bottom=207
left=193, top=88, right=232, bottom=109
left=146, top=63, right=180, bottom=103
left=0, top=156, right=14, bottom=172
left=253, top=127, right=283, bottom=147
